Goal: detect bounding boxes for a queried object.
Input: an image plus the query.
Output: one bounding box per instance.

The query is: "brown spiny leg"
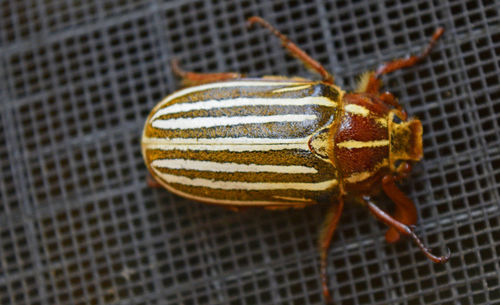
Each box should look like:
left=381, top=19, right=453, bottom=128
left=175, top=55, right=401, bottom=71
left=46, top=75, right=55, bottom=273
left=364, top=27, right=444, bottom=94
left=247, top=16, right=335, bottom=84
left=382, top=162, right=417, bottom=243
left=319, top=195, right=345, bottom=304
left=362, top=196, right=450, bottom=263
left=171, top=59, right=243, bottom=87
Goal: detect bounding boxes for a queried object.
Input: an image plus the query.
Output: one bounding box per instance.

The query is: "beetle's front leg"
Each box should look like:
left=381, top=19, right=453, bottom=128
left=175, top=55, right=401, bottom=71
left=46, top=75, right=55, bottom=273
left=381, top=171, right=418, bottom=243
left=362, top=196, right=450, bottom=263
left=319, top=195, right=345, bottom=304
left=362, top=27, right=444, bottom=94
left=382, top=162, right=418, bottom=242
left=375, top=28, right=444, bottom=78
left=171, top=59, right=243, bottom=87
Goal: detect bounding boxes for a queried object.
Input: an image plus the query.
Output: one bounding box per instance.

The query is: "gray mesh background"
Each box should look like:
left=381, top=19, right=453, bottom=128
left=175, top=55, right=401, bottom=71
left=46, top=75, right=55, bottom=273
left=1, top=1, right=499, bottom=304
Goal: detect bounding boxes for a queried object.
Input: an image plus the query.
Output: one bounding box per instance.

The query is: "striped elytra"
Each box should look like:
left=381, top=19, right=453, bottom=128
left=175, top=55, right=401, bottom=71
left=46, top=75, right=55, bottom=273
left=141, top=79, right=406, bottom=207
left=142, top=80, right=343, bottom=207
left=141, top=17, right=450, bottom=304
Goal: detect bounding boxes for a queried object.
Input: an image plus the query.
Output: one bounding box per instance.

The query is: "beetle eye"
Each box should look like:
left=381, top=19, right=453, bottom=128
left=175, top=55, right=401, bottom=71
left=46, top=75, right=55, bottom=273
left=393, top=160, right=403, bottom=170
left=392, top=114, right=402, bottom=124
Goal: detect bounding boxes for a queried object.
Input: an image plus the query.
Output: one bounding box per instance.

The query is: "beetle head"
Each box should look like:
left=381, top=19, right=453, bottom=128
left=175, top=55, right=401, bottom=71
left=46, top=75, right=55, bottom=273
left=388, top=110, right=423, bottom=172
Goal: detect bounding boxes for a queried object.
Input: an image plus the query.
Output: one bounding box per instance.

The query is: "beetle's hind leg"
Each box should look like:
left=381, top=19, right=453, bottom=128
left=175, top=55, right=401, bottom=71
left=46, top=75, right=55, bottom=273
left=362, top=27, right=444, bottom=94
left=247, top=16, right=335, bottom=84
left=362, top=196, right=450, bottom=264
left=171, top=59, right=243, bottom=87
left=318, top=195, right=345, bottom=304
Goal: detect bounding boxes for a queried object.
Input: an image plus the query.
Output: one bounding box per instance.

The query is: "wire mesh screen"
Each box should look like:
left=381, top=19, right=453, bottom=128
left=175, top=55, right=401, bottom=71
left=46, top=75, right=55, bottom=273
left=1, top=0, right=499, bottom=304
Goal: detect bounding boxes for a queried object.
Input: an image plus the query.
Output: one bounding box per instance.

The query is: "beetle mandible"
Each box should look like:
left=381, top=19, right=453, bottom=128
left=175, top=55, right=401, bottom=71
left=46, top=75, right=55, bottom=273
left=141, top=17, right=450, bottom=304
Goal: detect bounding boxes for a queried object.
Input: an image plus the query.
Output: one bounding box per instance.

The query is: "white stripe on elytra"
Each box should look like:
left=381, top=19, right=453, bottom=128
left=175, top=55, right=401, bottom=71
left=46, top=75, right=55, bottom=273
left=272, top=84, right=313, bottom=93
left=144, top=143, right=308, bottom=152
left=141, top=136, right=310, bottom=151
left=155, top=80, right=318, bottom=109
left=142, top=136, right=309, bottom=144
left=336, top=139, right=389, bottom=149
left=150, top=96, right=336, bottom=121
left=152, top=167, right=337, bottom=191
left=152, top=114, right=317, bottom=130
left=151, top=159, right=317, bottom=174
left=153, top=181, right=316, bottom=206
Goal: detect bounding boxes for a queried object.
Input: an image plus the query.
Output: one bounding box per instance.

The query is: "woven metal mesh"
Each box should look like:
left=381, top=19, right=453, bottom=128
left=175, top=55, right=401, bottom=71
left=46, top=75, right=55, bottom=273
left=1, top=0, right=499, bottom=304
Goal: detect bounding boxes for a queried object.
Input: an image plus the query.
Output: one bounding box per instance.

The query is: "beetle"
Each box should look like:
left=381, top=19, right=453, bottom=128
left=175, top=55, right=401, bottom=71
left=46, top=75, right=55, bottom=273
left=141, top=16, right=450, bottom=304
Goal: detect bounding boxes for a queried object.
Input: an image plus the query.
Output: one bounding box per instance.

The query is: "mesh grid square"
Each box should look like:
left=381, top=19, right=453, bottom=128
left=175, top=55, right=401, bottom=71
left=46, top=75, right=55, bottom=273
left=1, top=0, right=499, bottom=304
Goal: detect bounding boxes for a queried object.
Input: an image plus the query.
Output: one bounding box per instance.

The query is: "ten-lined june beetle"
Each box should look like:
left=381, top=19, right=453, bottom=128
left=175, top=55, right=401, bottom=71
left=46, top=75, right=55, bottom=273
left=141, top=17, right=449, bottom=304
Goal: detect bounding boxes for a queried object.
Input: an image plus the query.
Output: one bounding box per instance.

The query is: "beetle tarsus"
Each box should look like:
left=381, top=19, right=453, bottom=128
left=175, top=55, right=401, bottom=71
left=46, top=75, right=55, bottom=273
left=321, top=258, right=334, bottom=305
left=409, top=229, right=451, bottom=263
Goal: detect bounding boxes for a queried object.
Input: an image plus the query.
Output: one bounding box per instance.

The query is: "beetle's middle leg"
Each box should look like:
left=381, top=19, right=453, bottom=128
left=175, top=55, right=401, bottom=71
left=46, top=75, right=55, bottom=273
left=247, top=16, right=335, bottom=84
left=171, top=59, right=243, bottom=87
